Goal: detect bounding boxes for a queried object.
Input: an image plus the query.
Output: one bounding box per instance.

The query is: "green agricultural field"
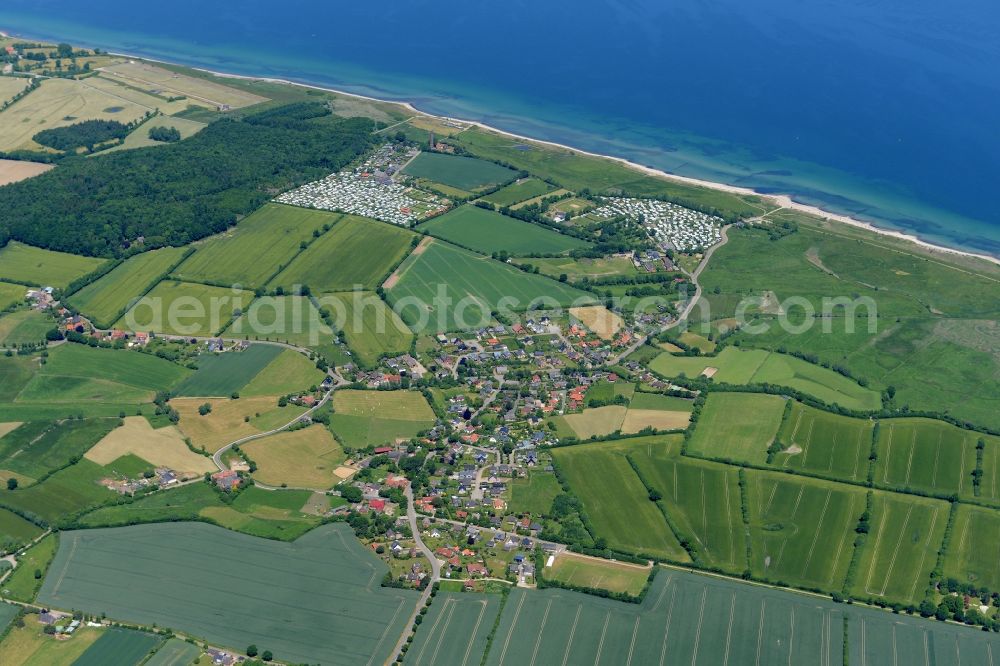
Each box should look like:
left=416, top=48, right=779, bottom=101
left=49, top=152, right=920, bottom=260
left=0, top=601, right=18, bottom=634
left=521, top=255, right=638, bottom=282
left=407, top=592, right=500, bottom=666
left=479, top=178, right=554, bottom=207
left=37, top=523, right=419, bottom=666
left=584, top=379, right=635, bottom=404
left=225, top=295, right=334, bottom=348
left=173, top=344, right=283, bottom=397
left=850, top=491, right=949, bottom=606
left=686, top=393, right=786, bottom=464
left=630, top=441, right=746, bottom=574
left=388, top=239, right=593, bottom=332
left=0, top=418, right=118, bottom=484
left=0, top=282, right=25, bottom=311
left=317, top=292, right=414, bottom=367
left=270, top=215, right=415, bottom=292
left=874, top=418, right=979, bottom=498
left=16, top=344, right=190, bottom=405
left=0, top=309, right=53, bottom=347
left=746, top=471, right=865, bottom=593
left=329, top=390, right=436, bottom=448
left=945, top=504, right=1000, bottom=592
left=403, top=152, right=517, bottom=191
left=73, top=628, right=162, bottom=666
left=117, top=280, right=247, bottom=336
left=0, top=458, right=116, bottom=524
left=67, top=247, right=190, bottom=327
left=0, top=356, right=39, bottom=402
left=0, top=506, right=44, bottom=550
left=144, top=638, right=201, bottom=666
left=173, top=204, right=341, bottom=288
left=240, top=348, right=325, bottom=396
left=509, top=471, right=561, bottom=516
left=649, top=347, right=881, bottom=411
left=773, top=402, right=874, bottom=483
left=551, top=437, right=689, bottom=561
left=0, top=242, right=107, bottom=289
left=420, top=205, right=589, bottom=255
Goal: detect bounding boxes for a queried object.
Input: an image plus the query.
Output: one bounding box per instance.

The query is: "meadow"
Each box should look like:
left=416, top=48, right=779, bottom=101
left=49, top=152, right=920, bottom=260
left=406, top=592, right=500, bottom=666
left=508, top=471, right=562, bottom=516
left=746, top=471, right=865, bottom=592
left=173, top=344, right=283, bottom=397
left=546, top=553, right=650, bottom=596
left=0, top=506, right=44, bottom=550
left=0, top=619, right=105, bottom=665
left=388, top=239, right=593, bottom=332
left=144, top=638, right=201, bottom=666
left=0, top=310, right=53, bottom=348
left=686, top=393, right=786, bottom=464
left=0, top=242, right=107, bottom=289
left=551, top=437, right=689, bottom=561
left=271, top=215, right=415, bottom=292
left=630, top=442, right=746, bottom=574
left=1, top=533, right=56, bottom=602
left=850, top=492, right=949, bottom=606
left=419, top=205, right=590, bottom=255
left=479, top=177, right=554, bottom=206
left=171, top=395, right=287, bottom=451
left=402, top=152, right=517, bottom=191
left=37, top=523, right=419, bottom=666
left=16, top=344, right=189, bottom=406
left=874, top=418, right=981, bottom=498
left=72, top=628, right=162, bottom=666
left=0, top=417, right=118, bottom=484
left=225, top=295, right=333, bottom=348
left=649, top=346, right=881, bottom=411
left=329, top=390, right=436, bottom=448
left=524, top=255, right=638, bottom=281
left=103, top=116, right=207, bottom=153
left=239, top=348, right=325, bottom=396
left=117, top=280, right=246, bottom=337
left=317, top=292, right=414, bottom=367
left=242, top=424, right=347, bottom=489
left=773, top=402, right=873, bottom=483
left=0, top=459, right=115, bottom=524
left=172, top=204, right=340, bottom=288
left=67, top=247, right=190, bottom=327
left=0, top=282, right=25, bottom=311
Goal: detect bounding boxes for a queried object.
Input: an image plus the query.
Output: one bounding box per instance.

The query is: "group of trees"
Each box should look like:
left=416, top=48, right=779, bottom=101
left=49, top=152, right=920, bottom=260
left=33, top=119, right=133, bottom=152
left=148, top=126, right=182, bottom=143
left=0, top=102, right=376, bottom=256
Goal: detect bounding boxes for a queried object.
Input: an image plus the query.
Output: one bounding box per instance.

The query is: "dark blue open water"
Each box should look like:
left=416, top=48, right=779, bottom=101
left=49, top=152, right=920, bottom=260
left=2, top=0, right=999, bottom=256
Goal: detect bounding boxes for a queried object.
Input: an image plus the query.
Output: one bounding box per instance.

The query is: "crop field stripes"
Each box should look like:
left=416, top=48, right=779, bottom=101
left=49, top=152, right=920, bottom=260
left=657, top=580, right=679, bottom=666
left=722, top=593, right=736, bottom=666
left=413, top=597, right=456, bottom=665
left=905, top=506, right=942, bottom=602
left=625, top=616, right=641, bottom=666
left=787, top=607, right=796, bottom=666
left=867, top=503, right=917, bottom=597
left=754, top=599, right=767, bottom=666
left=593, top=611, right=612, bottom=665
left=688, top=587, right=708, bottom=666
left=772, top=484, right=806, bottom=571
left=801, top=490, right=833, bottom=579
left=495, top=588, right=527, bottom=665
left=560, top=605, right=583, bottom=666
left=528, top=598, right=553, bottom=666
left=882, top=426, right=895, bottom=484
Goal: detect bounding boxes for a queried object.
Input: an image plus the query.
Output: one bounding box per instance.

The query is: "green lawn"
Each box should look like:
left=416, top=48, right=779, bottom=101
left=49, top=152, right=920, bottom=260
left=687, top=393, right=786, bottom=464
left=0, top=241, right=108, bottom=289
left=270, top=215, right=415, bottom=292
left=67, top=247, right=190, bottom=328
left=117, top=280, right=248, bottom=336
left=388, top=239, right=593, bottom=332
left=403, top=152, right=517, bottom=191
left=551, top=436, right=689, bottom=561
left=173, top=204, right=341, bottom=288
left=420, top=204, right=590, bottom=255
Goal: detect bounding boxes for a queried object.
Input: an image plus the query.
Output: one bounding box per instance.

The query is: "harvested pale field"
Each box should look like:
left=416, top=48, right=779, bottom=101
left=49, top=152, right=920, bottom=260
left=546, top=551, right=650, bottom=596
left=0, top=159, right=53, bottom=186
left=559, top=405, right=627, bottom=438
left=100, top=62, right=268, bottom=109
left=85, top=417, right=215, bottom=476
left=570, top=305, right=624, bottom=340
left=0, top=78, right=155, bottom=151
left=172, top=396, right=281, bottom=451
left=0, top=422, right=22, bottom=439
left=620, top=409, right=690, bottom=432
left=334, top=465, right=359, bottom=481
left=243, top=425, right=347, bottom=490
left=0, top=76, right=29, bottom=104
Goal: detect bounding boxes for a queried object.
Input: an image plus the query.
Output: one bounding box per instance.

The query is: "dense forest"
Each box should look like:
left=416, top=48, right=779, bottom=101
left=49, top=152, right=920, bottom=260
left=0, top=103, right=375, bottom=257
left=33, top=119, right=132, bottom=151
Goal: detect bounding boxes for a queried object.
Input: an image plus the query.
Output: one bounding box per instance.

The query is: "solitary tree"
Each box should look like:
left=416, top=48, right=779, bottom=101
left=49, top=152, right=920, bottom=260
left=246, top=645, right=258, bottom=657
left=6, top=478, right=16, bottom=491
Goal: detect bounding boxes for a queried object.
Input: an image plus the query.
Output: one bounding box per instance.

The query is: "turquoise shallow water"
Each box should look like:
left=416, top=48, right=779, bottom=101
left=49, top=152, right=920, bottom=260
left=2, top=0, right=999, bottom=257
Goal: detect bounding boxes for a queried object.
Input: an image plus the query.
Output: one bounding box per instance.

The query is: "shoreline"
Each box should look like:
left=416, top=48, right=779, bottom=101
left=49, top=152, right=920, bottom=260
left=3, top=27, right=997, bottom=267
